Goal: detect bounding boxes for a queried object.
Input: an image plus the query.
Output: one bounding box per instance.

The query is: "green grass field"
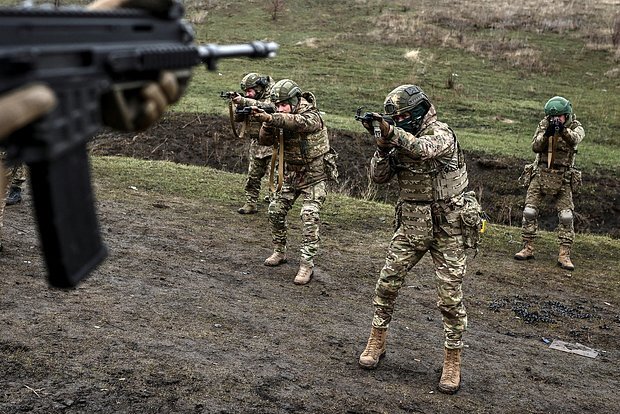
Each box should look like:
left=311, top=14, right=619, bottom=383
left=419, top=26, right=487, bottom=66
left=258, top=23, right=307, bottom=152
left=176, top=0, right=620, bottom=173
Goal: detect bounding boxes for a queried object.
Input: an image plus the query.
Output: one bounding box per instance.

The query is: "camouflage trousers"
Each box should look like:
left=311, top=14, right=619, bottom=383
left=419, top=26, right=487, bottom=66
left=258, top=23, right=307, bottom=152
left=8, top=162, right=26, bottom=188
left=372, top=218, right=468, bottom=349
left=243, top=140, right=272, bottom=204
left=0, top=155, right=13, bottom=243
left=521, top=172, right=574, bottom=245
left=268, top=180, right=326, bottom=266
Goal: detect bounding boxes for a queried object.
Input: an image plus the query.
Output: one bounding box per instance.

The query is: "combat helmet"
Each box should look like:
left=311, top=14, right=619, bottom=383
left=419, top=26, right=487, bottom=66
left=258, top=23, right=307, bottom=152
left=240, top=73, right=270, bottom=98
left=270, top=79, right=302, bottom=108
left=544, top=96, right=572, bottom=117
left=383, top=85, right=431, bottom=135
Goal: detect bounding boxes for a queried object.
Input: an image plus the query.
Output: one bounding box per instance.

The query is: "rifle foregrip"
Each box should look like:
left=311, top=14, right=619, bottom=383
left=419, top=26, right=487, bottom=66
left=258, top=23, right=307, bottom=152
left=28, top=143, right=107, bottom=288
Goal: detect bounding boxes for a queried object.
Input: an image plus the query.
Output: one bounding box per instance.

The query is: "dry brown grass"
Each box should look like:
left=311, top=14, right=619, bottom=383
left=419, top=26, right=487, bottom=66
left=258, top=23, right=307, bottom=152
left=364, top=0, right=620, bottom=71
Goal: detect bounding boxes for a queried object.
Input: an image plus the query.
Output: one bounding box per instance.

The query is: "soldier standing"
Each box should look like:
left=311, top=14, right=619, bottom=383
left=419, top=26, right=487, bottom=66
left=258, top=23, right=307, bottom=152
left=357, top=85, right=482, bottom=394
left=230, top=73, right=276, bottom=214
left=252, top=79, right=333, bottom=285
left=514, top=96, right=585, bottom=270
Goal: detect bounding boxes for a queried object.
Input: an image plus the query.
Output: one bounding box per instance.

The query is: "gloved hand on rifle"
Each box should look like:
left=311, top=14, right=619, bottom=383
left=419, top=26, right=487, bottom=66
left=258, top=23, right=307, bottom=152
left=361, top=113, right=394, bottom=150
left=90, top=0, right=183, bottom=131
left=231, top=93, right=243, bottom=105
left=0, top=84, right=57, bottom=202
left=251, top=108, right=273, bottom=124
left=544, top=117, right=564, bottom=137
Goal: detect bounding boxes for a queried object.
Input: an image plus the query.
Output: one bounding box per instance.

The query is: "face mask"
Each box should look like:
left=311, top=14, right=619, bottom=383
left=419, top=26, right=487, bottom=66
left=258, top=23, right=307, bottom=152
left=395, top=103, right=429, bottom=135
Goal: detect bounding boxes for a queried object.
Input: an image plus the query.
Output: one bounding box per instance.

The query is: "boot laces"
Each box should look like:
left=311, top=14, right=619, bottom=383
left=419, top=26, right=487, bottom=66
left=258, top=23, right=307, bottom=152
left=362, top=335, right=381, bottom=356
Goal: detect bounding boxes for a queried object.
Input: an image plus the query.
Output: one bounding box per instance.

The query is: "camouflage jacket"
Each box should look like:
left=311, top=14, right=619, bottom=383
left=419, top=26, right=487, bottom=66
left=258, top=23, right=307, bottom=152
left=233, top=78, right=276, bottom=159
left=259, top=96, right=330, bottom=189
left=531, top=114, right=585, bottom=169
left=370, top=104, right=467, bottom=202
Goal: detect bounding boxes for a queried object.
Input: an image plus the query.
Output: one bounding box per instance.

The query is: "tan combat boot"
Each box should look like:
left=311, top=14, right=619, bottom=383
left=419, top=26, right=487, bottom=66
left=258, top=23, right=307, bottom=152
left=238, top=203, right=257, bottom=214
left=358, top=327, right=388, bottom=369
left=264, top=251, right=287, bottom=266
left=293, top=259, right=314, bottom=285
left=558, top=245, right=575, bottom=271
left=514, top=240, right=534, bottom=260
left=438, top=347, right=462, bottom=394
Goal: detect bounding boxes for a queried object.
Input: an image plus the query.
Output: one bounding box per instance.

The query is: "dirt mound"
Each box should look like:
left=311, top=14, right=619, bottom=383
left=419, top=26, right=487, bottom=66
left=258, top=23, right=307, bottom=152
left=91, top=112, right=620, bottom=238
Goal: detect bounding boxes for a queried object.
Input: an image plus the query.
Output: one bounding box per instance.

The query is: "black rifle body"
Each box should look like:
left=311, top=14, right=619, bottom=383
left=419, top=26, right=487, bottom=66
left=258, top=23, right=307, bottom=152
left=0, top=6, right=277, bottom=288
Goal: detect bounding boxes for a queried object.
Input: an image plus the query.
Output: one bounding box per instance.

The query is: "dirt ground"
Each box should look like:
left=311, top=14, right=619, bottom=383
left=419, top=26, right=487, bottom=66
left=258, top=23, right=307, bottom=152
left=0, top=113, right=618, bottom=413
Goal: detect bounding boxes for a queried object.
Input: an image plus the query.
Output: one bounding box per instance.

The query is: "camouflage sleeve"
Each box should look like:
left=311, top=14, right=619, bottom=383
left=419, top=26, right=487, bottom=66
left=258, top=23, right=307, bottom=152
left=267, top=109, right=322, bottom=133
left=370, top=150, right=395, bottom=184
left=392, top=123, right=456, bottom=162
left=531, top=119, right=548, bottom=153
left=238, top=97, right=260, bottom=107
left=259, top=124, right=277, bottom=146
left=562, top=120, right=585, bottom=147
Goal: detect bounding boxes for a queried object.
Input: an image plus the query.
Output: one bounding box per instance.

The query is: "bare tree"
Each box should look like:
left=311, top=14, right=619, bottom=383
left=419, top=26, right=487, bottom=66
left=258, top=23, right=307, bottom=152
left=268, top=0, right=285, bottom=21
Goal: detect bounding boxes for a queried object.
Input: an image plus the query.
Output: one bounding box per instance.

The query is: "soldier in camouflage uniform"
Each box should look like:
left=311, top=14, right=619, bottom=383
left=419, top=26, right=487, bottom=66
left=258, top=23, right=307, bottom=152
left=5, top=162, right=26, bottom=205
left=230, top=73, right=275, bottom=214
left=252, top=79, right=332, bottom=285
left=514, top=96, right=585, bottom=270
left=358, top=85, right=481, bottom=395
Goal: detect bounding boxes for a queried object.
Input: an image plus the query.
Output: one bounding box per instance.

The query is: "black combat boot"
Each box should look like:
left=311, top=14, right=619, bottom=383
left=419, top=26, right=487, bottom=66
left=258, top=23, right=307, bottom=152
left=5, top=186, right=22, bottom=206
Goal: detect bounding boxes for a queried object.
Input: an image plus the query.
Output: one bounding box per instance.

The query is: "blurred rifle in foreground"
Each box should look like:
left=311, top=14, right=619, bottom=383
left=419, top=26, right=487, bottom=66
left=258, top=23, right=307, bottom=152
left=0, top=3, right=278, bottom=288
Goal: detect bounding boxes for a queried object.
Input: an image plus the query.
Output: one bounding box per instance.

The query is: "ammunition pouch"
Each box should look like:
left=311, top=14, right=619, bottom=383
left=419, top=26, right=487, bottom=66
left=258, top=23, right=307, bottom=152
left=397, top=201, right=433, bottom=244
left=518, top=162, right=536, bottom=188
left=538, top=168, right=563, bottom=195
left=323, top=147, right=339, bottom=183
left=568, top=168, right=582, bottom=193
left=460, top=191, right=484, bottom=249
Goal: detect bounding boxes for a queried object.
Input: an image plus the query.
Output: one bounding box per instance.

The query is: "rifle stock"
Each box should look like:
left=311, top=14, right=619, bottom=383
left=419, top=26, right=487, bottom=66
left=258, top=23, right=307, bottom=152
left=0, top=3, right=278, bottom=288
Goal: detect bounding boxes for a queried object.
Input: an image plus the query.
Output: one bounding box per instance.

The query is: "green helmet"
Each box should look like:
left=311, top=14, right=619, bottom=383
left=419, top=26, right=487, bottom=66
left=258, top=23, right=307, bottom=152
left=544, top=96, right=572, bottom=117
left=384, top=85, right=431, bottom=134
left=270, top=79, right=302, bottom=107
left=240, top=73, right=270, bottom=98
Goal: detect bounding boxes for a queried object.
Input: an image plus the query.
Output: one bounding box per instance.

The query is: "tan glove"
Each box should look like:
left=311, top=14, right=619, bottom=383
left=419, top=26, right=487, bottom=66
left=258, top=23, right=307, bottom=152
left=0, top=84, right=57, bottom=201
left=0, top=84, right=57, bottom=140
left=231, top=94, right=243, bottom=105
left=362, top=113, right=394, bottom=149
left=88, top=0, right=175, bottom=16
left=251, top=109, right=273, bottom=124
left=90, top=0, right=183, bottom=131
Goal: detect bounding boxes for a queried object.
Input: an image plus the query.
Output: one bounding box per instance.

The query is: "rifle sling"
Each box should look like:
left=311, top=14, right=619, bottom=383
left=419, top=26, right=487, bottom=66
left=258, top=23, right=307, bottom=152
left=269, top=129, right=284, bottom=193
left=228, top=101, right=242, bottom=139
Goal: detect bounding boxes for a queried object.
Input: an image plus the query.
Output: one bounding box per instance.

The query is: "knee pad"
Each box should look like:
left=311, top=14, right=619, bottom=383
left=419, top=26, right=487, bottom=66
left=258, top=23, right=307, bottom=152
left=523, top=206, right=538, bottom=220
left=559, top=209, right=573, bottom=226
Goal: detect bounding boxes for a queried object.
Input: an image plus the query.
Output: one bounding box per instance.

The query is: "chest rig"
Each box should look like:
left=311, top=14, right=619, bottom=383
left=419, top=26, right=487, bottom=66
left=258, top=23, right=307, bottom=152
left=395, top=134, right=468, bottom=202
left=282, top=97, right=330, bottom=165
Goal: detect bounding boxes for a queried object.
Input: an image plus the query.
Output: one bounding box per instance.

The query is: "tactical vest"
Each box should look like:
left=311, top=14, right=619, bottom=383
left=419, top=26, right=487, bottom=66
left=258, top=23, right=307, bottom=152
left=283, top=95, right=329, bottom=164
left=396, top=138, right=468, bottom=202
left=537, top=132, right=577, bottom=169
left=535, top=118, right=580, bottom=170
